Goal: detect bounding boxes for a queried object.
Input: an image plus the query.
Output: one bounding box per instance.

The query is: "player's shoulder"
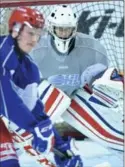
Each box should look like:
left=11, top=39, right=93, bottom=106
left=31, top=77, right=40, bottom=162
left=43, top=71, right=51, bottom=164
left=0, top=35, right=18, bottom=69
left=0, top=35, right=6, bottom=41
left=75, top=32, right=98, bottom=47
left=0, top=35, right=8, bottom=46
left=0, top=34, right=14, bottom=46
left=76, top=32, right=95, bottom=40
left=75, top=32, right=106, bottom=53
left=0, top=35, right=7, bottom=40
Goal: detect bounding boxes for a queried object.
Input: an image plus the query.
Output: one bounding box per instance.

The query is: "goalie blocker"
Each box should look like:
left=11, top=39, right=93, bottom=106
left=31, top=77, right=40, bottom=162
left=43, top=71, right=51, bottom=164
left=62, top=68, right=124, bottom=151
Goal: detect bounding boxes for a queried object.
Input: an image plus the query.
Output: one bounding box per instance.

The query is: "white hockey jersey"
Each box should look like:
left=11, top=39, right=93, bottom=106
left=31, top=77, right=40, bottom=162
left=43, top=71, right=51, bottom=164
left=31, top=32, right=108, bottom=95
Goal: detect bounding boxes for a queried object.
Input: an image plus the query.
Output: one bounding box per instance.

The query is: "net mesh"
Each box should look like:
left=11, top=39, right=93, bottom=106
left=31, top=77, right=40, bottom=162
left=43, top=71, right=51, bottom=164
left=0, top=0, right=123, bottom=137
left=0, top=1, right=124, bottom=73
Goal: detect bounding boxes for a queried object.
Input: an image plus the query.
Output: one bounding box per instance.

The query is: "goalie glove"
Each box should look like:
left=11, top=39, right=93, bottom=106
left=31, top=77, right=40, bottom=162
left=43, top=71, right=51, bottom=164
left=31, top=118, right=55, bottom=154
left=92, top=67, right=123, bottom=106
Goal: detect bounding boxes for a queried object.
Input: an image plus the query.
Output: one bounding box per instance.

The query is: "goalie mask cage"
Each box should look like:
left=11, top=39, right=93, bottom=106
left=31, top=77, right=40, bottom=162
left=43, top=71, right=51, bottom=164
left=0, top=0, right=124, bottom=73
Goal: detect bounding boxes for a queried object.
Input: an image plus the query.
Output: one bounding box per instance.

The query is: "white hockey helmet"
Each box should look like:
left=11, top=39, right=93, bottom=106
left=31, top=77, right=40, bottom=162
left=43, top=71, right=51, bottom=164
left=47, top=5, right=77, bottom=54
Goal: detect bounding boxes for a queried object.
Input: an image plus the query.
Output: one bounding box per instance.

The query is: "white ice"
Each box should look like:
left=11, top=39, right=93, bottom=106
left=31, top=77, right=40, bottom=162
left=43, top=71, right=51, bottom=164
left=19, top=138, right=123, bottom=167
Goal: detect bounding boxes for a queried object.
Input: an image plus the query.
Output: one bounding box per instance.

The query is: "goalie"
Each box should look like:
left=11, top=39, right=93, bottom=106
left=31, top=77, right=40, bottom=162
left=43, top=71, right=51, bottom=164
left=31, top=5, right=123, bottom=151
left=0, top=6, right=83, bottom=167
left=31, top=5, right=108, bottom=96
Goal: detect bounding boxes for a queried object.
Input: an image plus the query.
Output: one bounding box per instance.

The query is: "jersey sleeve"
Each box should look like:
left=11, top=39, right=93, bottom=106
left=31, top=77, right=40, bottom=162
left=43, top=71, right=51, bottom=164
left=0, top=35, right=38, bottom=131
left=79, top=35, right=109, bottom=87
left=90, top=40, right=109, bottom=83
left=0, top=76, right=38, bottom=130
left=94, top=41, right=109, bottom=67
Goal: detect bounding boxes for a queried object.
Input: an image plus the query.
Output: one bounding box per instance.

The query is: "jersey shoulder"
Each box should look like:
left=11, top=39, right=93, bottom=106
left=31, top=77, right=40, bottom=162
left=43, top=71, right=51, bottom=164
left=0, top=35, right=14, bottom=47
left=0, top=35, right=6, bottom=42
left=75, top=32, right=107, bottom=55
left=0, top=35, right=18, bottom=70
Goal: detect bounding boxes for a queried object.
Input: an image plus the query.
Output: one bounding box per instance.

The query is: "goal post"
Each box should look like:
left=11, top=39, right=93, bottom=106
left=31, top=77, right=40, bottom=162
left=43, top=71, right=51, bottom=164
left=0, top=0, right=112, bottom=7
left=0, top=0, right=124, bottom=73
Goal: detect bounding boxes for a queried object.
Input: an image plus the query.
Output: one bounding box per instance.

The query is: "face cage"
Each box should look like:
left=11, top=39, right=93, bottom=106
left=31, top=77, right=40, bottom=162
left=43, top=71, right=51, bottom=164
left=47, top=21, right=78, bottom=42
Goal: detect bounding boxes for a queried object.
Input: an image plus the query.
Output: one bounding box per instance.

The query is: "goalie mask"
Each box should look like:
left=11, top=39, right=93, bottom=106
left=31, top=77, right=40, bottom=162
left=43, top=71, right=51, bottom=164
left=47, top=5, right=77, bottom=54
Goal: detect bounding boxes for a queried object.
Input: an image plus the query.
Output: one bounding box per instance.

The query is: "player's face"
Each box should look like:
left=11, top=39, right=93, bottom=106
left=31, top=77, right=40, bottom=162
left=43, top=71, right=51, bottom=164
left=17, top=25, right=42, bottom=53
left=55, top=27, right=75, bottom=39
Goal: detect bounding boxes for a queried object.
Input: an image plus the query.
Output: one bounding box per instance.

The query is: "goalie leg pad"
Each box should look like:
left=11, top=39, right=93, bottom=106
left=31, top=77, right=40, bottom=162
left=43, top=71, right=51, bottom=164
left=38, top=80, right=71, bottom=123
left=62, top=87, right=124, bottom=151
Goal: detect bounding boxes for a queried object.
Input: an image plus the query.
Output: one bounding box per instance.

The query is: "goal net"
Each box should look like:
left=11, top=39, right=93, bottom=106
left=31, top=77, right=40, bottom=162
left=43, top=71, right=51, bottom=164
left=0, top=0, right=123, bottom=141
left=0, top=0, right=124, bottom=74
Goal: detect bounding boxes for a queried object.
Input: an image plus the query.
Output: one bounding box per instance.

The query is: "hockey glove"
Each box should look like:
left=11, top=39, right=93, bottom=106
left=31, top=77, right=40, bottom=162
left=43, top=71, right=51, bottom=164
left=54, top=154, right=83, bottom=167
left=54, top=136, right=83, bottom=166
left=54, top=136, right=78, bottom=157
left=31, top=118, right=55, bottom=154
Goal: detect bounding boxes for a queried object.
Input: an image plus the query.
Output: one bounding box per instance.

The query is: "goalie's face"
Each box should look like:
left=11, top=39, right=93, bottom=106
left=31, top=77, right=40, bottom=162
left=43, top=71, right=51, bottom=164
left=17, top=25, right=42, bottom=53
left=54, top=26, right=75, bottom=39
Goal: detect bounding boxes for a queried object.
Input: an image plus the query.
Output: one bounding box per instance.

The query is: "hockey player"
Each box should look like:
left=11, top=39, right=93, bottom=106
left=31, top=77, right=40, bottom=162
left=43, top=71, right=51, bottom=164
left=31, top=5, right=123, bottom=151
left=0, top=7, right=55, bottom=167
left=0, top=6, right=83, bottom=167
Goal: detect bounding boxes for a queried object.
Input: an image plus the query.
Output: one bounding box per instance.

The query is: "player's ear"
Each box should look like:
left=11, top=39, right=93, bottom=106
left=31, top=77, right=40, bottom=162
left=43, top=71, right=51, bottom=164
left=11, top=30, right=19, bottom=38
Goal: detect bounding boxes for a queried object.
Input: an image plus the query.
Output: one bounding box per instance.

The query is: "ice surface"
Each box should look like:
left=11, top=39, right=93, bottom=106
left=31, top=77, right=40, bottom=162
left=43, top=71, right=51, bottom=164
left=19, top=138, right=123, bottom=167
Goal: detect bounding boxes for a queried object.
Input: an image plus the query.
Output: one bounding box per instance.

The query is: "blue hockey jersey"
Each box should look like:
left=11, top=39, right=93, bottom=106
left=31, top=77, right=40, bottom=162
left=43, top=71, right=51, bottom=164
left=0, top=35, right=45, bottom=131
